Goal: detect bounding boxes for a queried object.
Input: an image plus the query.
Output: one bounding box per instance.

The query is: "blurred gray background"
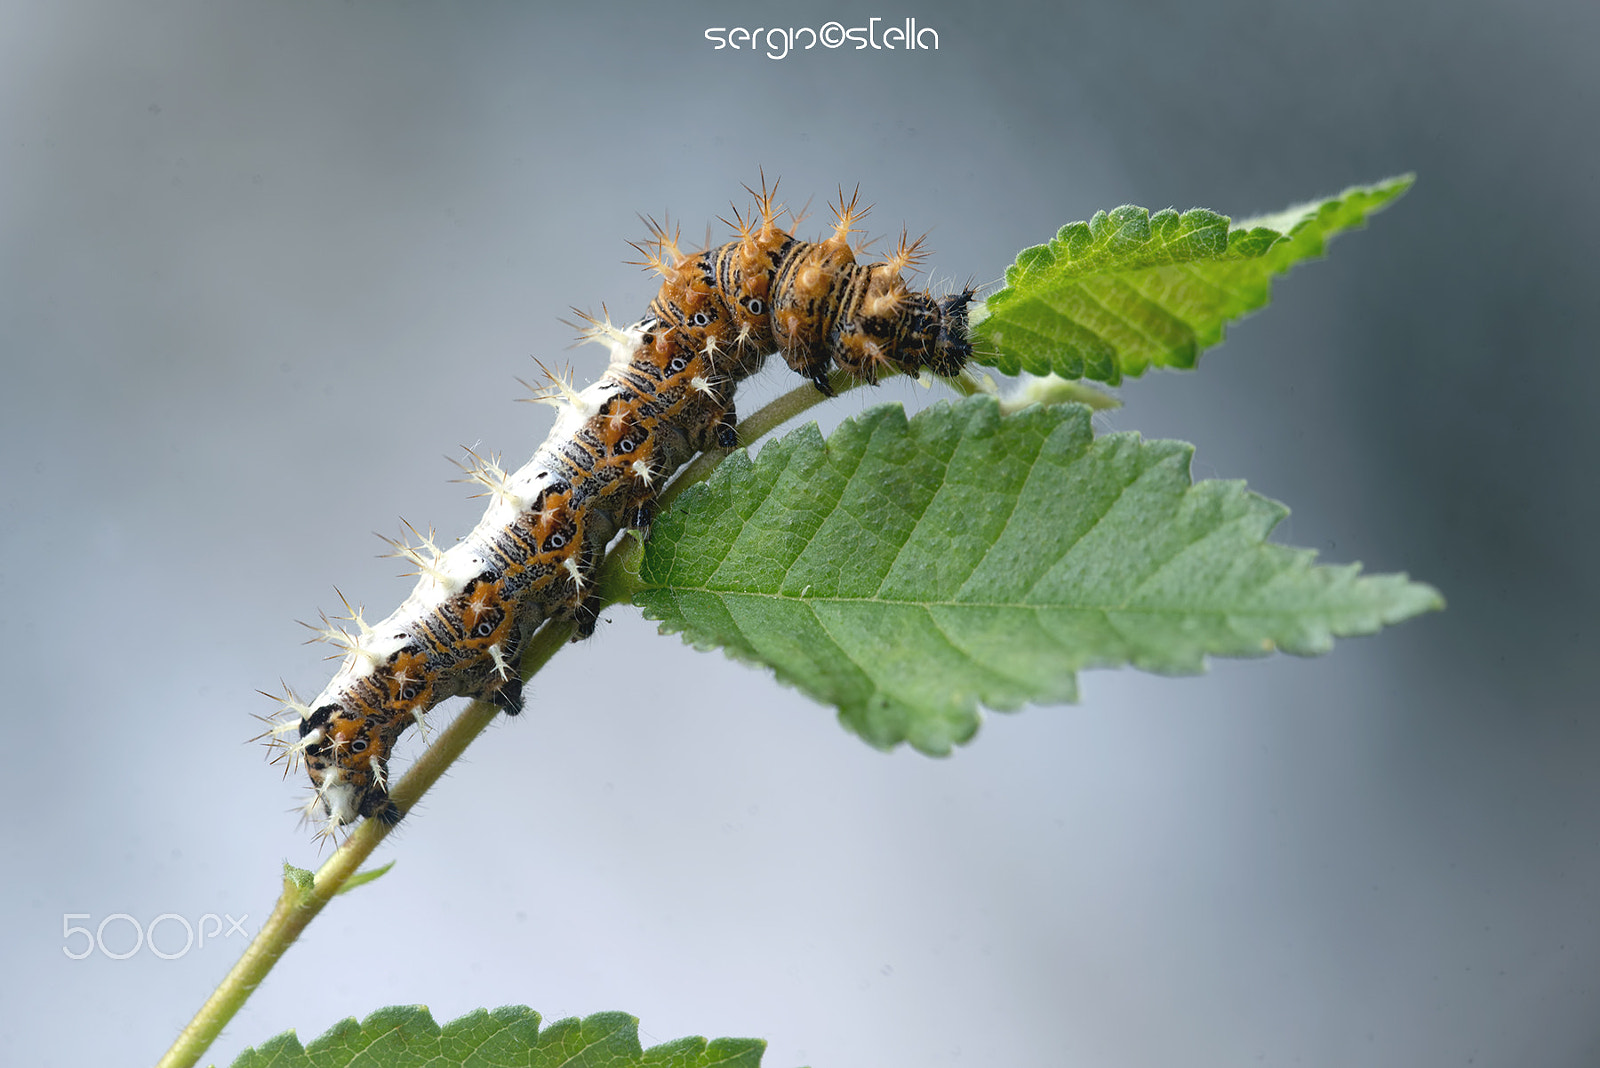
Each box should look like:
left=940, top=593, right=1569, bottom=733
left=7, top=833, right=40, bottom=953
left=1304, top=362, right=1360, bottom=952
left=2, top=1, right=1595, bottom=1065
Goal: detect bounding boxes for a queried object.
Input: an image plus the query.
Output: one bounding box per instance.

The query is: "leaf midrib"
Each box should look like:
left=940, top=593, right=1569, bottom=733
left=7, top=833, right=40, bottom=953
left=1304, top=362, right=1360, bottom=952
left=641, top=586, right=1368, bottom=618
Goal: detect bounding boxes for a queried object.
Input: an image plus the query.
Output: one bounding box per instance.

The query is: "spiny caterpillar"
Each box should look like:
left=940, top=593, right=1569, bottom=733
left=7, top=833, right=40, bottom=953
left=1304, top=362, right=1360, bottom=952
left=261, top=181, right=976, bottom=836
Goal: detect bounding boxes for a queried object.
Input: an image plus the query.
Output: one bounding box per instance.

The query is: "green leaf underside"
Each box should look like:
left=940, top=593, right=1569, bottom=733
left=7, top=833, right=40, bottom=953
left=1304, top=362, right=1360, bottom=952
left=226, top=1006, right=765, bottom=1068
left=973, top=175, right=1413, bottom=383
left=634, top=399, right=1441, bottom=755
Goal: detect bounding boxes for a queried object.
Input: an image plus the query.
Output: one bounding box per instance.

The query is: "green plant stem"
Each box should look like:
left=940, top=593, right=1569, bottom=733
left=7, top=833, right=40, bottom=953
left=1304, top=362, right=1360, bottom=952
left=662, top=371, right=861, bottom=509
left=154, top=368, right=874, bottom=1068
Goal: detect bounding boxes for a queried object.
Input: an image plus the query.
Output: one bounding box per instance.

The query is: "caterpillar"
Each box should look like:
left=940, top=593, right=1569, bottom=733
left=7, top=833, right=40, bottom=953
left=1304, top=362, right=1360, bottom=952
left=263, top=181, right=976, bottom=836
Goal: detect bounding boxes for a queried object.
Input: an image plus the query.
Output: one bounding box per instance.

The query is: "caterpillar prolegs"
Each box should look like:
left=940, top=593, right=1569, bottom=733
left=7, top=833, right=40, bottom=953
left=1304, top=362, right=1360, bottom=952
left=264, top=183, right=976, bottom=835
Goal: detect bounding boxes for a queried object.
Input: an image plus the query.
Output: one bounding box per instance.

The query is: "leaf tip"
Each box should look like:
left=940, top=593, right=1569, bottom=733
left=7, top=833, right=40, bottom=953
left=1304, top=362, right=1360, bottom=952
left=334, top=859, right=396, bottom=896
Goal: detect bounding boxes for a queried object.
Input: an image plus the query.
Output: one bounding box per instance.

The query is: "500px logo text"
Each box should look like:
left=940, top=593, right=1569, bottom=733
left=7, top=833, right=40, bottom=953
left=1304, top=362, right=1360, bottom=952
left=704, top=19, right=939, bottom=60
left=62, top=912, right=251, bottom=960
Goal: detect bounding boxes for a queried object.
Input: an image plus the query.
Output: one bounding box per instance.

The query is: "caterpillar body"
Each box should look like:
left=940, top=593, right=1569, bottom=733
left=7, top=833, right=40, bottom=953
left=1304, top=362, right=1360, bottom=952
left=267, top=184, right=976, bottom=835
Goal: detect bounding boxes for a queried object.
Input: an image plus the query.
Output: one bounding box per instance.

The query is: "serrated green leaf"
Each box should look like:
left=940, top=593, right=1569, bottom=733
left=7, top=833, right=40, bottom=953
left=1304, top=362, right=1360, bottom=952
left=224, top=1005, right=767, bottom=1068
left=973, top=175, right=1413, bottom=383
left=634, top=398, right=1441, bottom=755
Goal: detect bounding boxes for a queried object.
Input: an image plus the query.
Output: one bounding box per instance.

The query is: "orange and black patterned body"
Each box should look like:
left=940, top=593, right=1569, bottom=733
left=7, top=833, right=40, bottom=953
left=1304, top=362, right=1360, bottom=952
left=276, top=186, right=975, bottom=835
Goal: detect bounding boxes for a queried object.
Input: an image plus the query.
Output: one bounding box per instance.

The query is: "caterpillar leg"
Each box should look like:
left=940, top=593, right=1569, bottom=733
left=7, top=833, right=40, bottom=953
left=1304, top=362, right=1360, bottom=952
left=571, top=587, right=605, bottom=641
left=484, top=639, right=525, bottom=714
left=486, top=674, right=525, bottom=714
left=633, top=497, right=656, bottom=535
left=807, top=366, right=836, bottom=397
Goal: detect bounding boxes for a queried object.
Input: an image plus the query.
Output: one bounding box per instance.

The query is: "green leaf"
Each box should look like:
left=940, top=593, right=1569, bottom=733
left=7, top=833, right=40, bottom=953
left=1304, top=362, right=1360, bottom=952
left=333, top=861, right=394, bottom=897
left=225, top=1005, right=766, bottom=1068
left=634, top=398, right=1441, bottom=755
left=973, top=175, right=1413, bottom=383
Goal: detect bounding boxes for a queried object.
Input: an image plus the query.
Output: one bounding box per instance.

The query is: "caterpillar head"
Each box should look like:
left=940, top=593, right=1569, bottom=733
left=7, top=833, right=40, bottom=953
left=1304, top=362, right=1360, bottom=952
left=930, top=288, right=978, bottom=377
left=299, top=701, right=405, bottom=832
left=893, top=287, right=976, bottom=379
